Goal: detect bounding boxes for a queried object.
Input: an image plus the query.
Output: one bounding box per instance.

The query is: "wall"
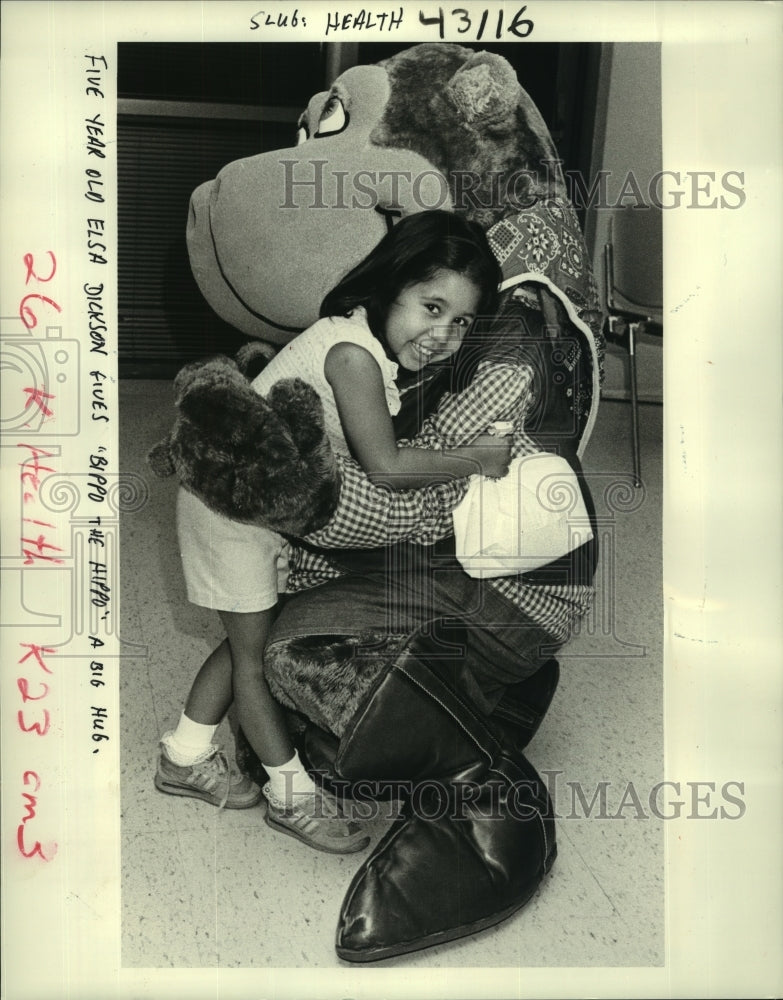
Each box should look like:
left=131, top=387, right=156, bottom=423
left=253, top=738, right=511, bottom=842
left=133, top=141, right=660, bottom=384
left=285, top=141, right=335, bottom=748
left=586, top=42, right=662, bottom=294
left=585, top=43, right=663, bottom=400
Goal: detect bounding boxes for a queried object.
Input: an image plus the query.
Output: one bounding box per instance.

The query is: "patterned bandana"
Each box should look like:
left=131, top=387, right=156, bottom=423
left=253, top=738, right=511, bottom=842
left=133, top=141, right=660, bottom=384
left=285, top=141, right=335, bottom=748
left=487, top=198, right=605, bottom=371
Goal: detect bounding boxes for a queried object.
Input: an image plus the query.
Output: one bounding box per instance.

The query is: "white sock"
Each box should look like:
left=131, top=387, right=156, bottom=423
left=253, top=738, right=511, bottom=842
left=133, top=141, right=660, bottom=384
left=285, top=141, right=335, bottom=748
left=162, top=713, right=218, bottom=765
left=263, top=749, right=316, bottom=804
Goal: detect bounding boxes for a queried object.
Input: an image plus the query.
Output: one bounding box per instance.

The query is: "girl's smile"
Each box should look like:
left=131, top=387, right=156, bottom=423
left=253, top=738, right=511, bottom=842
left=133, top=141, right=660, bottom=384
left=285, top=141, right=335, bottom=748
left=384, top=270, right=481, bottom=371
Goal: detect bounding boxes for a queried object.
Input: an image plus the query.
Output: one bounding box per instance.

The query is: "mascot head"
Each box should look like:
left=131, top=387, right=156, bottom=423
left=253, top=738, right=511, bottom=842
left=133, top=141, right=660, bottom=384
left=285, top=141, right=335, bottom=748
left=159, top=43, right=603, bottom=535
left=186, top=43, right=566, bottom=343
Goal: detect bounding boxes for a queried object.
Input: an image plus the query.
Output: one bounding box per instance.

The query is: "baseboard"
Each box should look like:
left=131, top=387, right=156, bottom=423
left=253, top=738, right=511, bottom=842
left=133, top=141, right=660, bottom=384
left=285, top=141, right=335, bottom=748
left=601, top=389, right=663, bottom=405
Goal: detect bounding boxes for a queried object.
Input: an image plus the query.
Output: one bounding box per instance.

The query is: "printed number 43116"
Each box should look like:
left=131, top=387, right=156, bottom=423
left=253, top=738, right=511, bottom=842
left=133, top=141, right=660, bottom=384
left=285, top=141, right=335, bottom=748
left=419, top=6, right=534, bottom=40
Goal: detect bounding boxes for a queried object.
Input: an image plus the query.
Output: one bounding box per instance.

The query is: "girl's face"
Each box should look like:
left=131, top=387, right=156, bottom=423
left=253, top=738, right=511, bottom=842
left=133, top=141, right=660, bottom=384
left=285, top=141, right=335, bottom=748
left=384, top=269, right=481, bottom=372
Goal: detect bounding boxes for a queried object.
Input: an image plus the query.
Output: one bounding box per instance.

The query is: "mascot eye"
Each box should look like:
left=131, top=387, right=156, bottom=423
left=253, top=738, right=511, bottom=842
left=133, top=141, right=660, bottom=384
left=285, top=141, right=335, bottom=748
left=315, top=95, right=348, bottom=138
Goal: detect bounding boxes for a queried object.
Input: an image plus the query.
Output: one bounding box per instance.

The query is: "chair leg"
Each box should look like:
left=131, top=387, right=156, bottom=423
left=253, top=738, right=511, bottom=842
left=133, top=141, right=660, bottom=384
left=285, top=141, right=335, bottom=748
left=628, top=322, right=642, bottom=487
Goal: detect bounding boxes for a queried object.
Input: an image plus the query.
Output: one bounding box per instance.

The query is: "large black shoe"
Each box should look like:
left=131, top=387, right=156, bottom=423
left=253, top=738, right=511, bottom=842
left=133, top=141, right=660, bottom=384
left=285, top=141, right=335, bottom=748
left=491, top=657, right=560, bottom=751
left=336, top=754, right=555, bottom=963
left=333, top=631, right=557, bottom=962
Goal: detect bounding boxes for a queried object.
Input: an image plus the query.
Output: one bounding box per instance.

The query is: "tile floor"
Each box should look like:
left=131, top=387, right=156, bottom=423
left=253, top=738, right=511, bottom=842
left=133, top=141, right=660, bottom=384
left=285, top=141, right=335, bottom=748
left=119, top=349, right=664, bottom=968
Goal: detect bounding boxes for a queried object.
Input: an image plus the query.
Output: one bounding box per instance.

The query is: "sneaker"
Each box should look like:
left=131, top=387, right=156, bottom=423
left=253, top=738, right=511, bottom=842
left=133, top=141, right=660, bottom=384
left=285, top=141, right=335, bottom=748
left=155, top=741, right=263, bottom=810
left=262, top=782, right=371, bottom=854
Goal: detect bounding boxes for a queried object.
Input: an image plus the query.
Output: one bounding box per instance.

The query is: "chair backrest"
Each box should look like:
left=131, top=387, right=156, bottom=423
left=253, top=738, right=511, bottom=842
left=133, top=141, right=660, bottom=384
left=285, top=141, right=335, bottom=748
left=605, top=206, right=663, bottom=323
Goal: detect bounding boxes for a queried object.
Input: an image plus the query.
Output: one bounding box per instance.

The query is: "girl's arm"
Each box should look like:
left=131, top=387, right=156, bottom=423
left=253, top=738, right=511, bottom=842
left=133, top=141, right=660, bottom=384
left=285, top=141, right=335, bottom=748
left=325, top=342, right=510, bottom=490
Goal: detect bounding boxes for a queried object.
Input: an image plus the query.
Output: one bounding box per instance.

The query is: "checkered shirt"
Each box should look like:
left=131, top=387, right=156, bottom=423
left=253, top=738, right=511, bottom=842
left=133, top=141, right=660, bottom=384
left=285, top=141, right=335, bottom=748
left=286, top=353, right=594, bottom=641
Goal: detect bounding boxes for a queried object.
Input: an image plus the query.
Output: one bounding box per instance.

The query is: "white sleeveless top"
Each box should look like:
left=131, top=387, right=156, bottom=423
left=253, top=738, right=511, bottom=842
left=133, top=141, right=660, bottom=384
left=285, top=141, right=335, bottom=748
left=251, top=308, right=400, bottom=456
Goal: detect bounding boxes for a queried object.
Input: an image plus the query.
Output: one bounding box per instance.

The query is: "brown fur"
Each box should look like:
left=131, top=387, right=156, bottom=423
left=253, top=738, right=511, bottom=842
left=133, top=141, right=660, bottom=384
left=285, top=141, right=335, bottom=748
left=147, top=357, right=339, bottom=536
left=264, top=633, right=408, bottom=738
left=374, top=44, right=565, bottom=229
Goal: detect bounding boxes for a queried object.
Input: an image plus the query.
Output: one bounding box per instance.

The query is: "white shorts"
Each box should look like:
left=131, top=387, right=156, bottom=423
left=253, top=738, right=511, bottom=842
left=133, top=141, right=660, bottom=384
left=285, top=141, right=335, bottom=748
left=176, top=487, right=290, bottom=613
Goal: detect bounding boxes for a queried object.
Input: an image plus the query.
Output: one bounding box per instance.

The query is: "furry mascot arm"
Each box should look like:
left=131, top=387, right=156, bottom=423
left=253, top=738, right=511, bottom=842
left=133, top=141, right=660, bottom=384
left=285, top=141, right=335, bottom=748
left=148, top=355, right=340, bottom=537
left=149, top=347, right=531, bottom=547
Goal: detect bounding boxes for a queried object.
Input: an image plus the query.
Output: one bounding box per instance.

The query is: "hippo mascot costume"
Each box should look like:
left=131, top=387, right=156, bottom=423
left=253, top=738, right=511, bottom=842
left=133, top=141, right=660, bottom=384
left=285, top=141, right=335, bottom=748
left=152, top=43, right=604, bottom=962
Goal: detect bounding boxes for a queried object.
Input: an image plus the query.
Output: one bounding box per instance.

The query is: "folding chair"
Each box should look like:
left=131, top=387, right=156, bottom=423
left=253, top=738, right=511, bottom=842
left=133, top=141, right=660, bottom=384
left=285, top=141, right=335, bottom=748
left=603, top=206, right=663, bottom=487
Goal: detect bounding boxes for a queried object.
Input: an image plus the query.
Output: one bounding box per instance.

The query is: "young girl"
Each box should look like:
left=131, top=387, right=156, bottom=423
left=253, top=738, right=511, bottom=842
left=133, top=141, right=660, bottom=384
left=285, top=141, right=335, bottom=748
left=156, top=211, right=510, bottom=853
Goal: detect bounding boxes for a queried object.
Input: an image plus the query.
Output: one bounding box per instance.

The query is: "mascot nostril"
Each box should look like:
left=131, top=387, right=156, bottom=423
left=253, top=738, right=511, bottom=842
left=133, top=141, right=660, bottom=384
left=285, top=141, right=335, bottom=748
left=163, top=42, right=605, bottom=963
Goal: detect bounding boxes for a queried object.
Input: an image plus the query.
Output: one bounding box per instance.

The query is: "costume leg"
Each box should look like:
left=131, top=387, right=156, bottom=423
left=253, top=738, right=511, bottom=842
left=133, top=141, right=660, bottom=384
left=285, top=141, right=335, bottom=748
left=263, top=545, right=561, bottom=729
left=255, top=553, right=562, bottom=778
left=333, top=630, right=557, bottom=962
left=256, top=564, right=562, bottom=960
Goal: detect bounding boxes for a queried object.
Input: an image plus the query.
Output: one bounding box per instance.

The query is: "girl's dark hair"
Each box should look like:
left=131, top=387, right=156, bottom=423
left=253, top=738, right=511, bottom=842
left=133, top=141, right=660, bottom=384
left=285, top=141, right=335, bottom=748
left=319, top=211, right=502, bottom=377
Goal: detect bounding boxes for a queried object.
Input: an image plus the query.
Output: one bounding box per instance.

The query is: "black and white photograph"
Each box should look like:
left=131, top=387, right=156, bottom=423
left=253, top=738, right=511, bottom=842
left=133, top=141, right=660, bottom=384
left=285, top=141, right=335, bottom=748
left=117, top=35, right=666, bottom=969
left=1, top=3, right=781, bottom=998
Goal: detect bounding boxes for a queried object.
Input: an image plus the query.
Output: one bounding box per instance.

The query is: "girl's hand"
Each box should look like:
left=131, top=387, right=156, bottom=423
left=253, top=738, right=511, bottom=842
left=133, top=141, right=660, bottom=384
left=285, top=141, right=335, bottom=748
left=325, top=342, right=515, bottom=487
left=458, top=433, right=512, bottom=479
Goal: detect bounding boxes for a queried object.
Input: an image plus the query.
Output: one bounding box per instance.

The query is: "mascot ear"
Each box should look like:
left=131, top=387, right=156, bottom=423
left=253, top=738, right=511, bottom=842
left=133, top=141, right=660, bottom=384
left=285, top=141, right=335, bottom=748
left=147, top=436, right=176, bottom=478
left=235, top=340, right=277, bottom=379
left=446, top=50, right=561, bottom=167
left=445, top=52, right=522, bottom=131
left=174, top=356, right=262, bottom=433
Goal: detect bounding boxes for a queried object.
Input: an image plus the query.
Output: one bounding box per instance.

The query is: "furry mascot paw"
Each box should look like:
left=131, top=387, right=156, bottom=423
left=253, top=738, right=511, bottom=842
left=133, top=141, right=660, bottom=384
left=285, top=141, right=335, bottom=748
left=147, top=355, right=340, bottom=536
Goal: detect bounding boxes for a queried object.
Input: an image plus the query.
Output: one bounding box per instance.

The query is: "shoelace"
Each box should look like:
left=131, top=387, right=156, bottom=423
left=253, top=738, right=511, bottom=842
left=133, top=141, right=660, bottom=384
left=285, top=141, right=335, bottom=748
left=198, top=749, right=232, bottom=810
left=265, top=785, right=356, bottom=833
